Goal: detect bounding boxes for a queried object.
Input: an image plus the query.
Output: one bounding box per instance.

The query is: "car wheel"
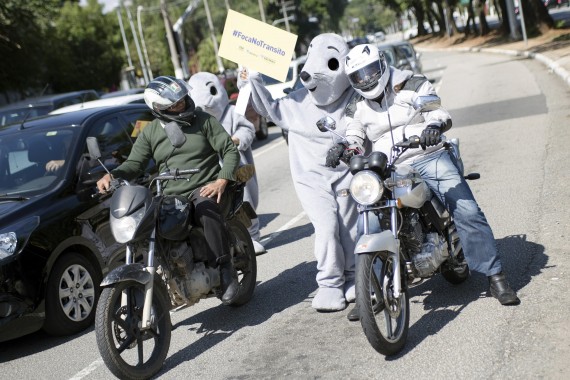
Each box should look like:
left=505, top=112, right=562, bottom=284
left=255, top=117, right=269, bottom=140
left=43, top=253, right=102, bottom=336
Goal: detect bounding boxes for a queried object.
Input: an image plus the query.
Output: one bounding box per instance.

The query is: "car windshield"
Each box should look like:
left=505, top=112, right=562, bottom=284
left=379, top=48, right=395, bottom=66
left=0, top=105, right=53, bottom=127
left=0, top=127, right=76, bottom=196
left=396, top=44, right=415, bottom=59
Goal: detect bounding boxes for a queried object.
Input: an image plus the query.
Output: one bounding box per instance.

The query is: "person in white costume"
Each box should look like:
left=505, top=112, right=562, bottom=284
left=239, top=33, right=359, bottom=312
left=189, top=72, right=266, bottom=254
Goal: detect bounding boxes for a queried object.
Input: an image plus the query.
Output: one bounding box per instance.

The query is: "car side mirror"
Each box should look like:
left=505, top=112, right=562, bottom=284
left=86, top=137, right=102, bottom=160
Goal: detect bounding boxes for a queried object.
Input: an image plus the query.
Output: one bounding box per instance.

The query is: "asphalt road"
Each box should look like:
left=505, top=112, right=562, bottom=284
left=1, top=50, right=569, bottom=379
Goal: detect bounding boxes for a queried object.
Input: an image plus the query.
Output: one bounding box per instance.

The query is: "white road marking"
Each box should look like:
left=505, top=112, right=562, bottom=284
left=68, top=358, right=104, bottom=380
left=253, top=138, right=286, bottom=159
left=260, top=211, right=307, bottom=245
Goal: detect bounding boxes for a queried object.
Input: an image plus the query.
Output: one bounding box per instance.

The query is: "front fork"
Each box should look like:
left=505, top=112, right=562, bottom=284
left=122, top=230, right=156, bottom=330
left=360, top=204, right=402, bottom=298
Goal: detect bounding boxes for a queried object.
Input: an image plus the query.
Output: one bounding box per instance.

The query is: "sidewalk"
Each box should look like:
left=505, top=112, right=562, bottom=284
left=412, top=29, right=570, bottom=87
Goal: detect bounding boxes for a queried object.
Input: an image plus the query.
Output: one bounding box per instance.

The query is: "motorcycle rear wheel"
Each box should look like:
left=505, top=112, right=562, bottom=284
left=356, top=251, right=409, bottom=356
left=226, top=219, right=257, bottom=306
left=441, top=222, right=470, bottom=285
left=95, top=279, right=171, bottom=380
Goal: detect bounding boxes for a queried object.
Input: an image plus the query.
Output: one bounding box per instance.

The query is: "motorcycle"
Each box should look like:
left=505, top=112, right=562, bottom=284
left=87, top=122, right=257, bottom=379
left=318, top=95, right=479, bottom=356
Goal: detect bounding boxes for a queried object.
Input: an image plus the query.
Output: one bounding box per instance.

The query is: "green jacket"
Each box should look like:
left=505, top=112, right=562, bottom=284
left=112, top=109, right=239, bottom=197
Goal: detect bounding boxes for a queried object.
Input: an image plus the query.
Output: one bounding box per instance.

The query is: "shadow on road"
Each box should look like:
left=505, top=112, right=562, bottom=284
left=161, top=260, right=318, bottom=375
left=386, top=233, right=546, bottom=359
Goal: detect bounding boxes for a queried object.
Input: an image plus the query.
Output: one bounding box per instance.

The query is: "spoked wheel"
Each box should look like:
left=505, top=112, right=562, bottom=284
left=441, top=222, right=470, bottom=285
left=226, top=219, right=257, bottom=306
left=95, top=280, right=171, bottom=380
left=356, top=252, right=409, bottom=356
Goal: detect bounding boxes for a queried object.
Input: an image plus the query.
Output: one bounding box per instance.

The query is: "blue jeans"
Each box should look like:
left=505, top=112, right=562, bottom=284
left=410, top=150, right=502, bottom=276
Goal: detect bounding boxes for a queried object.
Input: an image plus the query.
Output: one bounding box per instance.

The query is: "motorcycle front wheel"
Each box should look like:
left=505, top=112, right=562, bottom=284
left=95, top=279, right=171, bottom=380
left=226, top=219, right=257, bottom=306
left=356, top=251, right=409, bottom=356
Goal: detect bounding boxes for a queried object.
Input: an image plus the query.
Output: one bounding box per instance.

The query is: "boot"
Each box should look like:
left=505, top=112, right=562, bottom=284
left=488, top=272, right=520, bottom=305
left=219, top=257, right=239, bottom=304
left=347, top=303, right=360, bottom=322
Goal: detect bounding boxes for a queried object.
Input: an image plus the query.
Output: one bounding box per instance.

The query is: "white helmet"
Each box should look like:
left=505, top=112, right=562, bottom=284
left=345, top=44, right=390, bottom=99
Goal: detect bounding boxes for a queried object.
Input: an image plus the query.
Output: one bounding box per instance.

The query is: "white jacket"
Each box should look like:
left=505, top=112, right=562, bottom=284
left=345, top=67, right=451, bottom=164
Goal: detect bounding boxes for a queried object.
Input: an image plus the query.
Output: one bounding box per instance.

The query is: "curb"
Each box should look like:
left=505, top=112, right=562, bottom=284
left=417, top=46, right=570, bottom=88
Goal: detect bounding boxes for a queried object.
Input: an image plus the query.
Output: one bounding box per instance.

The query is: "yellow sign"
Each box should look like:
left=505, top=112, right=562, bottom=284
left=218, top=10, right=298, bottom=82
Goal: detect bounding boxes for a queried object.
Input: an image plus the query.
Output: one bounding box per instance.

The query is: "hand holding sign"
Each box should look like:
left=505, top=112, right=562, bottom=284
left=219, top=10, right=297, bottom=83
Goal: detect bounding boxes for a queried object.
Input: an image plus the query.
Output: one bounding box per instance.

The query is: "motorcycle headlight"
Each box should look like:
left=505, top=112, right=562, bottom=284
left=110, top=207, right=146, bottom=243
left=350, top=171, right=384, bottom=205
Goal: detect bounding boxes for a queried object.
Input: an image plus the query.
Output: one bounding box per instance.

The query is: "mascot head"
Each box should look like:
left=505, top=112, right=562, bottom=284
left=188, top=72, right=229, bottom=121
left=299, top=33, right=351, bottom=106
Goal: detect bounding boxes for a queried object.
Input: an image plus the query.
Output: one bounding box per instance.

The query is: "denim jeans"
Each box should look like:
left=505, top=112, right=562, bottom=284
left=410, top=150, right=502, bottom=276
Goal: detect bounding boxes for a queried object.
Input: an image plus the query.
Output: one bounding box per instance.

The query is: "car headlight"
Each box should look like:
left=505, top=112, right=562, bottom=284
left=350, top=171, right=384, bottom=205
left=0, top=216, right=40, bottom=261
left=110, top=207, right=146, bottom=243
left=0, top=232, right=17, bottom=260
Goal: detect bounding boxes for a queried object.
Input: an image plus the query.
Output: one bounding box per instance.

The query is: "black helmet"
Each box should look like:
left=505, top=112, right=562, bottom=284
left=144, top=76, right=196, bottom=124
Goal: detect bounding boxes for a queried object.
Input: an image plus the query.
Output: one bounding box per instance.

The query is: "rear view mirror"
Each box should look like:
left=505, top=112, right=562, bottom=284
left=413, top=95, right=441, bottom=112
left=86, top=137, right=101, bottom=160
left=164, top=122, right=186, bottom=148
left=316, top=116, right=336, bottom=132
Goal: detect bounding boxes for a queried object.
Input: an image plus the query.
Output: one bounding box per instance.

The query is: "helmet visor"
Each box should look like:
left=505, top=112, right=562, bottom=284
left=348, top=60, right=386, bottom=91
left=147, top=79, right=191, bottom=111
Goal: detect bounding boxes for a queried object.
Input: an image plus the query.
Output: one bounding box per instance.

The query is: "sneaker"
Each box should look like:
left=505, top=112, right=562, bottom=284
left=252, top=240, right=266, bottom=254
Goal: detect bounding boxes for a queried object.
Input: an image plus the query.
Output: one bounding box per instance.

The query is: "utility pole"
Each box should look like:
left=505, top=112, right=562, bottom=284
left=116, top=7, right=136, bottom=88
left=125, top=4, right=149, bottom=84
left=137, top=5, right=154, bottom=81
left=203, top=0, right=224, bottom=73
left=258, top=0, right=266, bottom=23
left=173, top=0, right=201, bottom=80
left=160, top=0, right=184, bottom=79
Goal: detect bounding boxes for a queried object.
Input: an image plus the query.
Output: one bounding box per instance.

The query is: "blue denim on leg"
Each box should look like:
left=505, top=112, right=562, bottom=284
left=410, top=151, right=503, bottom=276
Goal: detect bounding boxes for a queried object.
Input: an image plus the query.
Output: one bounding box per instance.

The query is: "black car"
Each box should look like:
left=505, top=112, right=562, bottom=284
left=0, top=104, right=155, bottom=342
left=0, top=90, right=100, bottom=127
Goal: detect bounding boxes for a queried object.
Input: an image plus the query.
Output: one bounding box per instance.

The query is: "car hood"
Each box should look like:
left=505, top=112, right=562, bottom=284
left=0, top=196, right=45, bottom=229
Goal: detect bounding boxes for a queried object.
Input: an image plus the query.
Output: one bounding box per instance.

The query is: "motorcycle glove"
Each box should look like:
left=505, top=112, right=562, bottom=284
left=420, top=123, right=443, bottom=150
left=342, top=144, right=363, bottom=163
left=325, top=143, right=348, bottom=168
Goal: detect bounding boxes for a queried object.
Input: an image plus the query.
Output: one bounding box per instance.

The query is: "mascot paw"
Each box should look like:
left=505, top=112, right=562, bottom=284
left=312, top=287, right=346, bottom=311
left=344, top=280, right=355, bottom=303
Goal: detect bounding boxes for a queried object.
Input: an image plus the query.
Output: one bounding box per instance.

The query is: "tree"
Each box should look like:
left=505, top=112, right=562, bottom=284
left=45, top=0, right=123, bottom=92
left=0, top=0, right=59, bottom=95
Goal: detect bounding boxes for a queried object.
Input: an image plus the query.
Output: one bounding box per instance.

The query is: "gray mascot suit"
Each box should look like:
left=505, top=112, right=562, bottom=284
left=239, top=33, right=359, bottom=311
left=189, top=72, right=265, bottom=253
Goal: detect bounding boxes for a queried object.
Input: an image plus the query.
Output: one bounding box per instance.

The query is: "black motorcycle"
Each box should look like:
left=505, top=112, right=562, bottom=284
left=88, top=122, right=257, bottom=379
left=318, top=95, right=479, bottom=355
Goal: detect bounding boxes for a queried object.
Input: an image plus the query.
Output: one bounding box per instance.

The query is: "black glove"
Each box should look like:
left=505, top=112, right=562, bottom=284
left=420, top=123, right=442, bottom=150
left=326, top=143, right=347, bottom=168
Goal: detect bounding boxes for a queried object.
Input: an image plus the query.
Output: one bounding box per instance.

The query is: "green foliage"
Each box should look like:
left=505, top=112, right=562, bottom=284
left=342, top=0, right=398, bottom=37
left=46, top=0, right=123, bottom=92
left=0, top=0, right=60, bottom=93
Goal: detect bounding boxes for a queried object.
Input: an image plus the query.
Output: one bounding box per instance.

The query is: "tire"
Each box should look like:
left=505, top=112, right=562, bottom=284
left=441, top=222, right=470, bottom=285
left=43, top=253, right=102, bottom=336
left=356, top=252, right=409, bottom=356
left=255, top=117, right=269, bottom=140
left=226, top=219, right=257, bottom=306
left=95, top=279, right=171, bottom=380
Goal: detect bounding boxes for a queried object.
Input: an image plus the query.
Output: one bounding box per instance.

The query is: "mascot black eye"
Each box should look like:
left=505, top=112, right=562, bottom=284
left=210, top=86, right=217, bottom=96
left=328, top=58, right=340, bottom=71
